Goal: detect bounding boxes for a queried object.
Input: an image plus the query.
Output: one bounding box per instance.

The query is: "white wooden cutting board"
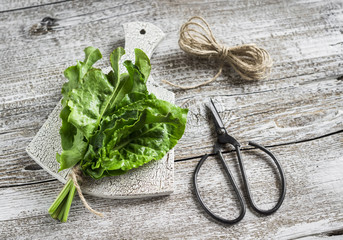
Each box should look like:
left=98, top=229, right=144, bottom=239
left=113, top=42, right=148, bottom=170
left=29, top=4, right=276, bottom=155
left=26, top=22, right=176, bottom=199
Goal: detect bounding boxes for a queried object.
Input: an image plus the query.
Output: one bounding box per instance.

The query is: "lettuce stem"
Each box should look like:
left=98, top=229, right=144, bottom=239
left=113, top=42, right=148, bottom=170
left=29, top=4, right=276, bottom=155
left=50, top=197, right=67, bottom=219
left=61, top=183, right=76, bottom=222
left=48, top=178, right=76, bottom=222
left=48, top=179, right=73, bottom=215
left=57, top=201, right=67, bottom=221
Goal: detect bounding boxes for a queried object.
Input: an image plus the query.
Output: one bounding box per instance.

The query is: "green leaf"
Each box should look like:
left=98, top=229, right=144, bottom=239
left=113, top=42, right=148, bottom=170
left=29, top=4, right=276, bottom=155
left=57, top=129, right=88, bottom=171
left=134, top=48, right=151, bottom=82
left=67, top=69, right=114, bottom=139
left=67, top=61, right=148, bottom=140
left=123, top=60, right=147, bottom=94
left=59, top=47, right=102, bottom=165
left=109, top=47, right=125, bottom=86
left=59, top=106, right=76, bottom=150
left=57, top=46, right=188, bottom=180
left=81, top=97, right=188, bottom=179
left=61, top=47, right=102, bottom=107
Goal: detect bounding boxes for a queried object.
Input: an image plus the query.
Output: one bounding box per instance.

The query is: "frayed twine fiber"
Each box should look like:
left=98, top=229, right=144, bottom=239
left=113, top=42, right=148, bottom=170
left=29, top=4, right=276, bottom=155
left=163, top=16, right=273, bottom=89
left=69, top=166, right=104, bottom=217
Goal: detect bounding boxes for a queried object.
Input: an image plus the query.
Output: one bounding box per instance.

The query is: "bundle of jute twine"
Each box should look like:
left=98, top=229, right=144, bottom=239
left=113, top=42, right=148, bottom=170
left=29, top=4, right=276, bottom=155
left=70, top=166, right=104, bottom=217
left=163, top=16, right=273, bottom=89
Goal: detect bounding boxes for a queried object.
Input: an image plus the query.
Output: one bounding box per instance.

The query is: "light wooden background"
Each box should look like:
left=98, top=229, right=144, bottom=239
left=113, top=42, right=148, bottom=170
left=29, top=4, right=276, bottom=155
left=1, top=0, right=342, bottom=239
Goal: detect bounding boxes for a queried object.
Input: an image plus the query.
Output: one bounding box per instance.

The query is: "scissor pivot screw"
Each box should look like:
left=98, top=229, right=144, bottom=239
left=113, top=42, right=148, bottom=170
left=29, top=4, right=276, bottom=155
left=217, top=128, right=225, bottom=135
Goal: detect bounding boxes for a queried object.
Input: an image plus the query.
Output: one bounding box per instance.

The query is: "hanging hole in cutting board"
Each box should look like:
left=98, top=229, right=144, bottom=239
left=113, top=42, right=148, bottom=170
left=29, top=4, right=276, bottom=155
left=140, top=29, right=146, bottom=35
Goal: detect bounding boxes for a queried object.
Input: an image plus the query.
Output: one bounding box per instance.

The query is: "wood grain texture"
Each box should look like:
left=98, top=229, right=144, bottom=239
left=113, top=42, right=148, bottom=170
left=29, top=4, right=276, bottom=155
left=1, top=134, right=343, bottom=239
left=0, top=0, right=342, bottom=238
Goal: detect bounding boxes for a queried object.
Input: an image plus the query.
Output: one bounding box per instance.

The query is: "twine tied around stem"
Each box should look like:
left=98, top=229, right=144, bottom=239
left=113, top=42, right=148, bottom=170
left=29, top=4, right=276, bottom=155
left=163, top=16, right=273, bottom=89
left=69, top=166, right=104, bottom=217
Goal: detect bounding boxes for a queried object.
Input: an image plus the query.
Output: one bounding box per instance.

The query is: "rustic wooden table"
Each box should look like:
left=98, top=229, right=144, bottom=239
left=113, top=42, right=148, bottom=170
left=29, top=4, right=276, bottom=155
left=1, top=0, right=342, bottom=239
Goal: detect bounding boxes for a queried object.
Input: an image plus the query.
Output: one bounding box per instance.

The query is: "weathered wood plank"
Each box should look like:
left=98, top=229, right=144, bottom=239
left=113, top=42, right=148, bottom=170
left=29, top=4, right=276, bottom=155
left=1, top=133, right=342, bottom=239
left=175, top=76, right=342, bottom=158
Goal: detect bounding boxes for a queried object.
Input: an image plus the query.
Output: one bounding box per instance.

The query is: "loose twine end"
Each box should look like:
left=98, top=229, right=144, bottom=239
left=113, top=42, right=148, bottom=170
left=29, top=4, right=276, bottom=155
left=69, top=166, right=104, bottom=217
left=163, top=16, right=273, bottom=89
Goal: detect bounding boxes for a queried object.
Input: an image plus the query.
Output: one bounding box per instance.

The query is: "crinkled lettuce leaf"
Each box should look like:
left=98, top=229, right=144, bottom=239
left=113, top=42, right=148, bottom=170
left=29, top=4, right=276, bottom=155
left=57, top=47, right=188, bottom=179
left=81, top=95, right=187, bottom=179
left=57, top=47, right=102, bottom=168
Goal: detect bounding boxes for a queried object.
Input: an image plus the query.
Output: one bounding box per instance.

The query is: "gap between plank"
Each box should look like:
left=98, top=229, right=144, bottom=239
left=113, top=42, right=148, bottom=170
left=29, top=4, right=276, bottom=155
left=175, top=129, right=343, bottom=162
left=2, top=129, right=342, bottom=189
left=0, top=0, right=72, bottom=14
left=294, top=228, right=343, bottom=239
left=0, top=179, right=57, bottom=189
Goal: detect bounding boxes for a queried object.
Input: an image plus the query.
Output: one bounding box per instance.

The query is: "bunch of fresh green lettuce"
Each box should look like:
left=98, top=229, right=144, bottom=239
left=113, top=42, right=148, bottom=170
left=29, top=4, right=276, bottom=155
left=49, top=47, right=188, bottom=222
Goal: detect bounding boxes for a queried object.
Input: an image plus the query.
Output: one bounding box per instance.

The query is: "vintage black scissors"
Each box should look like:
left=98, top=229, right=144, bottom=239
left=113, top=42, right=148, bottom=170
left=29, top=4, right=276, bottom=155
left=193, top=99, right=286, bottom=224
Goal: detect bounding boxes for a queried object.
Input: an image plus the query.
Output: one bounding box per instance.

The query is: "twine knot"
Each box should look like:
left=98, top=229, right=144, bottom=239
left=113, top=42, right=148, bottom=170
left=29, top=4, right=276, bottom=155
left=70, top=166, right=104, bottom=217
left=163, top=16, right=273, bottom=89
left=218, top=45, right=231, bottom=61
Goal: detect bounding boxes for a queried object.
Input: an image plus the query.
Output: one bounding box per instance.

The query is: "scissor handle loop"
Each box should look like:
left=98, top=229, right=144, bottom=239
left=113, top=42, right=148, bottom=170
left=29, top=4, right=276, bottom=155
left=235, top=141, right=286, bottom=215
left=193, top=153, right=246, bottom=224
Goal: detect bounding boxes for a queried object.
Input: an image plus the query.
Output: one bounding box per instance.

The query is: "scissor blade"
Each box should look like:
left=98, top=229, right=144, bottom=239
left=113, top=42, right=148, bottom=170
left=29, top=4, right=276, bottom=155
left=208, top=99, right=226, bottom=132
left=207, top=99, right=240, bottom=146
